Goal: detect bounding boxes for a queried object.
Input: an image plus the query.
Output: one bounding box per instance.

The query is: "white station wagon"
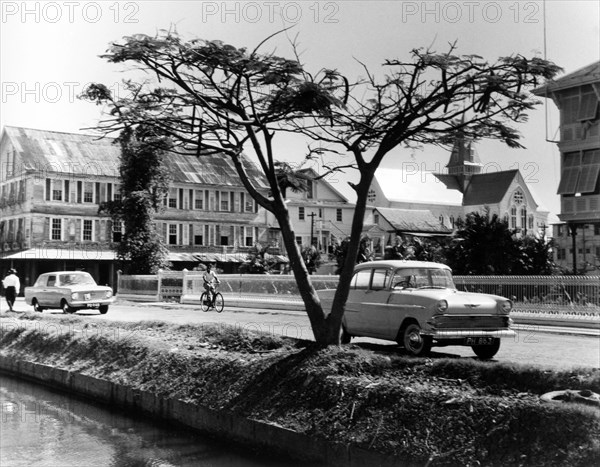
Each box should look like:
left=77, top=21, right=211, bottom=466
left=25, top=271, right=114, bottom=315
left=320, top=260, right=516, bottom=359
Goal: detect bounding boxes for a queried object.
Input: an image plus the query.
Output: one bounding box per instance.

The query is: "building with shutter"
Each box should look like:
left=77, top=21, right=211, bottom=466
left=533, top=61, right=600, bottom=273
left=0, top=126, right=271, bottom=289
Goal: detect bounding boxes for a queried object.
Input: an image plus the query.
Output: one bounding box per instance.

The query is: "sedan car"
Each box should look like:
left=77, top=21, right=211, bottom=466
left=319, top=260, right=515, bottom=359
left=25, top=271, right=114, bottom=314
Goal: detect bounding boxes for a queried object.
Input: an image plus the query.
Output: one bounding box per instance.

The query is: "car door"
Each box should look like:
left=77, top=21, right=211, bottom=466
left=44, top=275, right=59, bottom=307
left=361, top=268, right=394, bottom=338
left=344, top=269, right=372, bottom=334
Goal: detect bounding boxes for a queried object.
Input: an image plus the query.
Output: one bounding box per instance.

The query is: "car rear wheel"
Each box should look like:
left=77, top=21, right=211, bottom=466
left=61, top=300, right=75, bottom=314
left=399, top=323, right=432, bottom=357
left=32, top=299, right=44, bottom=312
left=99, top=305, right=109, bottom=314
left=471, top=338, right=501, bottom=360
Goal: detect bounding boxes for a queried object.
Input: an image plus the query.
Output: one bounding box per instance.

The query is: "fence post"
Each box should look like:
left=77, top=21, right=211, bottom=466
left=157, top=270, right=163, bottom=301
left=117, top=270, right=122, bottom=296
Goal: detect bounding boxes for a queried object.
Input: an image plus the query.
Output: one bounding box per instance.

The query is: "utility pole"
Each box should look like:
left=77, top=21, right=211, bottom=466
left=308, top=212, right=317, bottom=246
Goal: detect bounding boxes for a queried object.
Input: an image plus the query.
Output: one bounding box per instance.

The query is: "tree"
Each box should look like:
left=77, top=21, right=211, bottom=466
left=514, top=235, right=556, bottom=275
left=445, top=210, right=520, bottom=275
left=100, top=125, right=171, bottom=274
left=82, top=30, right=561, bottom=345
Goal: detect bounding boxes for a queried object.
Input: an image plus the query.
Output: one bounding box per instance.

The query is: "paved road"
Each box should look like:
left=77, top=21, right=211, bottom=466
left=6, top=298, right=600, bottom=370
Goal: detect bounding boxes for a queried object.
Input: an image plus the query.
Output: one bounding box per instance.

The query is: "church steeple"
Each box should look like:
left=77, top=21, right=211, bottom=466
left=434, top=127, right=483, bottom=194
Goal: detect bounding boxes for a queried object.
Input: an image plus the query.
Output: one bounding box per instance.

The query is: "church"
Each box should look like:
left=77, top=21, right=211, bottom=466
left=364, top=133, right=550, bottom=253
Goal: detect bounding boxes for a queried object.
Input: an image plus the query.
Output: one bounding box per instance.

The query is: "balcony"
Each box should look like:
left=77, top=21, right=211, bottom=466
left=560, top=194, right=600, bottom=222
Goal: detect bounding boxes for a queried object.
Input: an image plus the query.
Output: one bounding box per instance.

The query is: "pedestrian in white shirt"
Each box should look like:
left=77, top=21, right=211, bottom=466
left=2, top=269, right=20, bottom=312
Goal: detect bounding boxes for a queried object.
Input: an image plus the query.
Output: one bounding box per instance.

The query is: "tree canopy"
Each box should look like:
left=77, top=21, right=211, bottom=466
left=82, top=30, right=561, bottom=345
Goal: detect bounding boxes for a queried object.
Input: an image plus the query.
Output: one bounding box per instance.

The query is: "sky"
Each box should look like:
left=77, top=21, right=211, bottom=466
left=1, top=0, right=599, bottom=217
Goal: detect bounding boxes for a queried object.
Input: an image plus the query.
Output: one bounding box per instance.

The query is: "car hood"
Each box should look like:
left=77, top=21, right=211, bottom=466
left=389, top=288, right=503, bottom=313
left=66, top=285, right=112, bottom=292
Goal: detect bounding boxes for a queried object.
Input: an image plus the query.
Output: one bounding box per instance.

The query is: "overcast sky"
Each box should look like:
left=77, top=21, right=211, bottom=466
left=1, top=1, right=599, bottom=216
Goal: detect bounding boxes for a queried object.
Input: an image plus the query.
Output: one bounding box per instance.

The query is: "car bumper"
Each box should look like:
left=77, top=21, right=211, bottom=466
left=69, top=298, right=115, bottom=308
left=424, top=329, right=517, bottom=338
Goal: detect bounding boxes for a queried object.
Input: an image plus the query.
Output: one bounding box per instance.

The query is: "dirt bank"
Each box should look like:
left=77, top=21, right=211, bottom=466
left=1, top=312, right=599, bottom=466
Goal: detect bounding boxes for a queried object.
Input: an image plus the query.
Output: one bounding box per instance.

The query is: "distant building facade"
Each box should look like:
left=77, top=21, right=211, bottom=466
left=533, top=61, right=600, bottom=273
left=264, top=168, right=355, bottom=254
left=365, top=134, right=550, bottom=254
left=0, top=126, right=271, bottom=289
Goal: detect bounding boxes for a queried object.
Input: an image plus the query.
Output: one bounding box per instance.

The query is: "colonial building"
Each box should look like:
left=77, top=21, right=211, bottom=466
left=533, top=61, right=600, bottom=273
left=365, top=134, right=550, bottom=250
left=0, top=126, right=271, bottom=289
left=264, top=168, right=355, bottom=254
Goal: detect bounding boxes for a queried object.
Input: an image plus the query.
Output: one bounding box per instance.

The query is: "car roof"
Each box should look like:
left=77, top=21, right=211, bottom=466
left=354, top=260, right=452, bottom=271
left=39, top=271, right=91, bottom=276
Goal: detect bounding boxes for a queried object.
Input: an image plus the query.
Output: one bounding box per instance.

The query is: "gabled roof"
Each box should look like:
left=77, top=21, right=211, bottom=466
left=375, top=207, right=451, bottom=233
left=297, top=167, right=349, bottom=203
left=2, top=126, right=267, bottom=188
left=462, top=170, right=519, bottom=206
left=533, top=61, right=600, bottom=94
left=374, top=168, right=463, bottom=206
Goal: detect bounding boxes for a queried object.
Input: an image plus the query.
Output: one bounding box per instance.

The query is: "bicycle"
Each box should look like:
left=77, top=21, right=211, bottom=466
left=200, top=285, right=224, bottom=313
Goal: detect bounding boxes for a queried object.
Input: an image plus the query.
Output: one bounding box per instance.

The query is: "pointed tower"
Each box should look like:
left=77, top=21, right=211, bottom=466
left=434, top=130, right=483, bottom=194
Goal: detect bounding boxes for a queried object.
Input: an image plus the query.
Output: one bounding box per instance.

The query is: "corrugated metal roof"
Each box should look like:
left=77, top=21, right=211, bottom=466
left=533, top=61, right=600, bottom=94
left=375, top=168, right=463, bottom=206
left=375, top=207, right=451, bottom=233
left=462, top=170, right=518, bottom=206
left=4, top=126, right=267, bottom=188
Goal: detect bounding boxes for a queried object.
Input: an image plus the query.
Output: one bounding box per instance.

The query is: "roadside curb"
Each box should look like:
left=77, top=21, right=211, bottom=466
left=0, top=356, right=408, bottom=467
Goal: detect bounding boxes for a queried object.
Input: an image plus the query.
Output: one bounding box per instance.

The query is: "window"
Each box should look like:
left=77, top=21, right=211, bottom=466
left=558, top=150, right=600, bottom=195
left=194, top=190, right=204, bottom=210
left=169, top=224, right=177, bottom=245
left=528, top=215, right=534, bottom=230
left=244, top=195, right=254, bottom=213
left=83, top=182, right=94, bottom=203
left=521, top=207, right=527, bottom=230
left=82, top=219, right=93, bottom=241
left=51, top=219, right=62, bottom=240
left=352, top=270, right=371, bottom=289
left=299, top=207, right=305, bottom=220
left=367, top=189, right=376, bottom=203
left=513, top=189, right=524, bottom=205
left=578, top=86, right=599, bottom=121
left=371, top=269, right=391, bottom=290
left=112, top=221, right=123, bottom=243
left=242, top=226, right=254, bottom=247
left=47, top=276, right=56, bottom=287
left=510, top=206, right=517, bottom=229
left=374, top=214, right=379, bottom=224
left=220, top=191, right=230, bottom=211
left=306, top=179, right=314, bottom=199
left=336, top=208, right=343, bottom=222
left=168, top=188, right=177, bottom=208
left=48, top=179, right=63, bottom=201
left=594, top=224, right=600, bottom=236
left=295, top=236, right=302, bottom=245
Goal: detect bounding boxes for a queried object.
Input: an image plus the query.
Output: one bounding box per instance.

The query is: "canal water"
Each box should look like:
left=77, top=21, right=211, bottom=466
left=0, top=374, right=322, bottom=467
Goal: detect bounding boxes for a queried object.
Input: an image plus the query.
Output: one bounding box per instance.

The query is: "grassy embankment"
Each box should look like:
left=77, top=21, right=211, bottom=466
left=1, top=312, right=598, bottom=466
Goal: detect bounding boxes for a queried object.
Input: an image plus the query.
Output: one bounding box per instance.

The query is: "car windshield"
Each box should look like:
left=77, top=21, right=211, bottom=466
left=59, top=273, right=96, bottom=286
left=392, top=268, right=455, bottom=289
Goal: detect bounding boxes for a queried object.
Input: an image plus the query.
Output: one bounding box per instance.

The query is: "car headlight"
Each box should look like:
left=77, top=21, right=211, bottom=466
left=71, top=292, right=80, bottom=300
left=500, top=300, right=512, bottom=313
left=105, top=290, right=113, bottom=298
left=435, top=300, right=448, bottom=314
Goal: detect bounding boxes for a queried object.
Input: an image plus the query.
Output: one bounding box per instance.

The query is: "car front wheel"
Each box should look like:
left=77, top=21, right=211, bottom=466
left=471, top=338, right=501, bottom=360
left=32, top=299, right=44, bottom=313
left=61, top=300, right=76, bottom=314
left=99, top=305, right=109, bottom=314
left=399, top=323, right=432, bottom=357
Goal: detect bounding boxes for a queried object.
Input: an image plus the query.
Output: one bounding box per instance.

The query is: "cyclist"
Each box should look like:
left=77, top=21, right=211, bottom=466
left=202, top=264, right=220, bottom=307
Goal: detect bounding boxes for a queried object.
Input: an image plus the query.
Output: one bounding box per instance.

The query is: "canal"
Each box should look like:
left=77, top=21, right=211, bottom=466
left=0, top=374, right=321, bottom=467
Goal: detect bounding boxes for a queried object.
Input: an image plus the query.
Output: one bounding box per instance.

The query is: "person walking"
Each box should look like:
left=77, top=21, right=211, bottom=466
left=2, top=269, right=20, bottom=312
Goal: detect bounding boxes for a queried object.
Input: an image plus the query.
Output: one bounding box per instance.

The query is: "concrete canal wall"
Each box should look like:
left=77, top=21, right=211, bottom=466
left=0, top=356, right=406, bottom=467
